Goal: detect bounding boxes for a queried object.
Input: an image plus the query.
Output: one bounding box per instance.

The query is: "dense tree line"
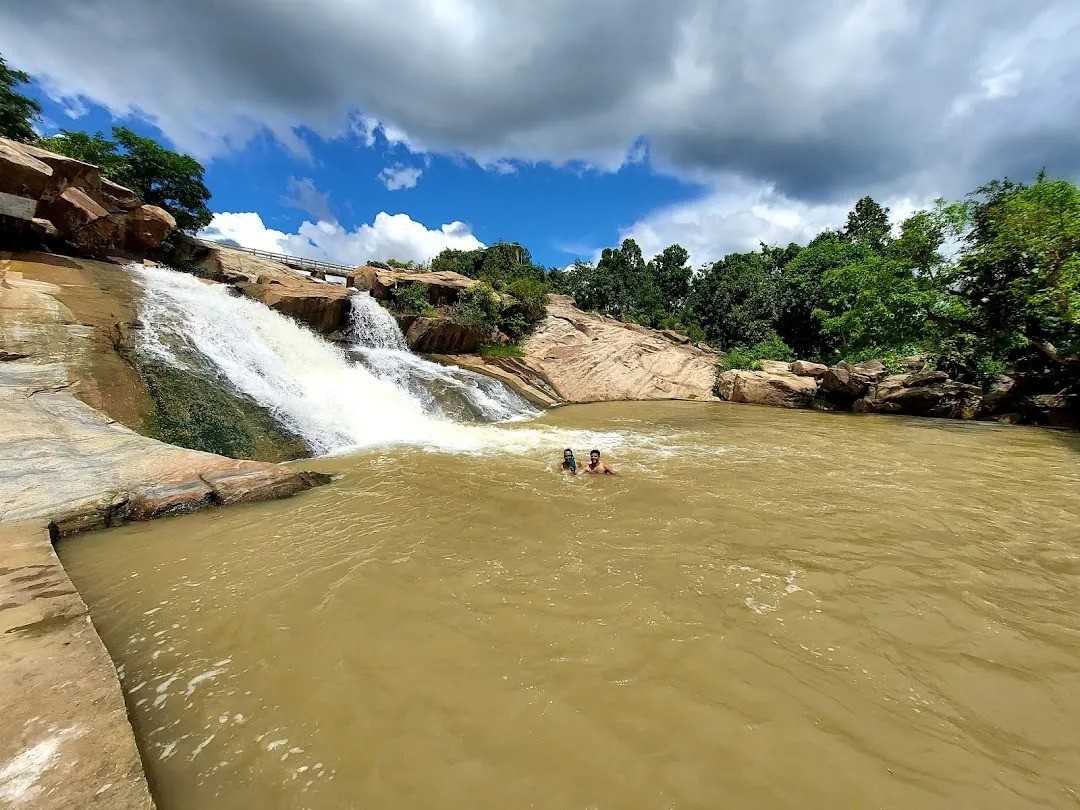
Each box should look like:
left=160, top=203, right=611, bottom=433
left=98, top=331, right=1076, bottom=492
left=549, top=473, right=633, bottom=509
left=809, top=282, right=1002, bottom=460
left=554, top=180, right=1079, bottom=391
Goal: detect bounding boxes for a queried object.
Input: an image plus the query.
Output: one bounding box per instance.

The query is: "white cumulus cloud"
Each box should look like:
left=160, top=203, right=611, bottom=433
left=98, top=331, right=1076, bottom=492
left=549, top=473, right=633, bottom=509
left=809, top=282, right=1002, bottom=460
left=377, top=164, right=423, bottom=191
left=617, top=177, right=939, bottom=265
left=198, top=211, right=483, bottom=266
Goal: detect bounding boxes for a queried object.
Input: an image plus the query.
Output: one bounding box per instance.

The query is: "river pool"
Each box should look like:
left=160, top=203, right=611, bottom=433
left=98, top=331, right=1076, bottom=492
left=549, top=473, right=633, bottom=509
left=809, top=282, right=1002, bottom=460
left=59, top=402, right=1080, bottom=809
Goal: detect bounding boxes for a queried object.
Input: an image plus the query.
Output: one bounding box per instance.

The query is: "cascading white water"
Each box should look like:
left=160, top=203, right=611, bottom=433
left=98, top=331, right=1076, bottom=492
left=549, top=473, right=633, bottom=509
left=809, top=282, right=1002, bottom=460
left=346, top=292, right=536, bottom=423
left=347, top=291, right=409, bottom=351
left=130, top=264, right=614, bottom=456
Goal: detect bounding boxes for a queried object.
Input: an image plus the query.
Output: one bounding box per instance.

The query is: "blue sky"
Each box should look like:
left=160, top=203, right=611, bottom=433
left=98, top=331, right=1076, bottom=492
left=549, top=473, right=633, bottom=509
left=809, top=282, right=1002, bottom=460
left=5, top=1, right=1078, bottom=269
left=26, top=82, right=701, bottom=268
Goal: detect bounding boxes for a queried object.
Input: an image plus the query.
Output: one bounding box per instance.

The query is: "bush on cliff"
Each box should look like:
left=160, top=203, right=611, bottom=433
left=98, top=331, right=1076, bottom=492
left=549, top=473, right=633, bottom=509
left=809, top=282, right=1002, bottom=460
left=40, top=126, right=212, bottom=232
left=719, top=335, right=794, bottom=371
left=392, top=282, right=435, bottom=316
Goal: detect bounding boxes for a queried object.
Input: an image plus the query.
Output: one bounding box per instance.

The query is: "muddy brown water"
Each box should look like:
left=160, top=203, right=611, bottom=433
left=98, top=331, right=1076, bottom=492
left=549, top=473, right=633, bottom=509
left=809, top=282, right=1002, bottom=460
left=59, top=402, right=1080, bottom=809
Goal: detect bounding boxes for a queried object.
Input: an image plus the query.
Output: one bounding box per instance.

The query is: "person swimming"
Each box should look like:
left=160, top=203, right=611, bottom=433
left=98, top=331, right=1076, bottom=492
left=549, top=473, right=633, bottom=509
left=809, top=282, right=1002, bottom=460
left=561, top=448, right=577, bottom=475
left=583, top=449, right=616, bottom=475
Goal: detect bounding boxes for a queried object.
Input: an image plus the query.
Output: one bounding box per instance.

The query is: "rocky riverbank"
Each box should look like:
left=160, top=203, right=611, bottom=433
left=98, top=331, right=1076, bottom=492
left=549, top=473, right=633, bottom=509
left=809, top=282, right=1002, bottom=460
left=715, top=358, right=1078, bottom=427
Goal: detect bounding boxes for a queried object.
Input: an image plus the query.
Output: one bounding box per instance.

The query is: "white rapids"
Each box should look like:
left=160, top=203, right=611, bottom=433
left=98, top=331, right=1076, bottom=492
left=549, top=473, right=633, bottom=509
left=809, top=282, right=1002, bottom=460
left=130, top=264, right=619, bottom=456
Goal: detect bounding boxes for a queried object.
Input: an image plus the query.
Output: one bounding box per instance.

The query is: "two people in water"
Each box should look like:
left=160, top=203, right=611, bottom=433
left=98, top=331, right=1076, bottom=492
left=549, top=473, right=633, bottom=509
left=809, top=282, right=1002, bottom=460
left=561, top=448, right=616, bottom=475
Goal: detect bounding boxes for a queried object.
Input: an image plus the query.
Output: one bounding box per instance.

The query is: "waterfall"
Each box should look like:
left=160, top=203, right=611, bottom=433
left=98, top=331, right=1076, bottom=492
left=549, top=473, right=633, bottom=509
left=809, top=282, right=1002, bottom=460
left=130, top=264, right=554, bottom=455
left=346, top=292, right=536, bottom=423
left=347, top=291, right=409, bottom=351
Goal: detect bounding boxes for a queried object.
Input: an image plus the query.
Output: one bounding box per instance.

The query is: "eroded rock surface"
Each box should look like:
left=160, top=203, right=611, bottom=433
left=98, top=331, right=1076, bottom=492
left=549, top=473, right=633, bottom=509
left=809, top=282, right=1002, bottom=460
left=0, top=253, right=330, bottom=528
left=440, top=295, right=718, bottom=403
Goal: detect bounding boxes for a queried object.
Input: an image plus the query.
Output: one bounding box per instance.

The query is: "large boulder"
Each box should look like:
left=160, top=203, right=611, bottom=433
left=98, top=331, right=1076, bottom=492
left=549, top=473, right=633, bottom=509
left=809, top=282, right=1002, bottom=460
left=819, top=363, right=873, bottom=401
left=871, top=372, right=981, bottom=419
left=7, top=139, right=102, bottom=195
left=980, top=374, right=1018, bottom=415
left=1021, top=393, right=1079, bottom=428
left=237, top=279, right=351, bottom=333
left=716, top=368, right=819, bottom=408
left=369, top=268, right=477, bottom=306
left=0, top=138, right=54, bottom=199
left=400, top=315, right=490, bottom=353
left=0, top=137, right=174, bottom=257
left=790, top=360, right=828, bottom=378
left=120, top=204, right=176, bottom=252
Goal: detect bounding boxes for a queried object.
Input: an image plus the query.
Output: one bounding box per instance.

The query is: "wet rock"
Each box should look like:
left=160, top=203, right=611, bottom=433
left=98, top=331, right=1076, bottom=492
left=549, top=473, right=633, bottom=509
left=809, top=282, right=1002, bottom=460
left=401, top=315, right=490, bottom=353
left=237, top=279, right=351, bottom=333
left=1022, top=393, right=1079, bottom=428
left=201, top=466, right=315, bottom=505
left=716, top=368, right=818, bottom=408
left=790, top=360, right=829, bottom=378
left=128, top=480, right=215, bottom=520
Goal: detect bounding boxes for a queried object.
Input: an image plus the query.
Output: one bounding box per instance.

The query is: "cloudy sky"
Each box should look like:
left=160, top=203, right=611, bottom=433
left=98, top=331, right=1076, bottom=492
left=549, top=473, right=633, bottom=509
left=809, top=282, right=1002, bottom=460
left=3, top=1, right=1078, bottom=266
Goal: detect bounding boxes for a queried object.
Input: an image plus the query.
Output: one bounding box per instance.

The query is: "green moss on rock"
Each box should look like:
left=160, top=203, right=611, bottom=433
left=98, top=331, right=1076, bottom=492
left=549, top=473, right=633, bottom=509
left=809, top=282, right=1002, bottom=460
left=138, top=360, right=311, bottom=462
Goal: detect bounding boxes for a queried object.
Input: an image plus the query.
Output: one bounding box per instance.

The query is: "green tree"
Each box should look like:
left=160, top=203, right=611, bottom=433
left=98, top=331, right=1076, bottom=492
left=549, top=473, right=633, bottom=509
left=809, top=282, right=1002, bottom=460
left=41, top=126, right=212, bottom=232
left=37, top=130, right=124, bottom=172
left=651, top=244, right=692, bottom=313
left=110, top=127, right=211, bottom=232
left=688, top=251, right=777, bottom=349
left=956, top=175, right=1080, bottom=375
left=0, top=53, right=40, bottom=142
left=844, top=196, right=891, bottom=250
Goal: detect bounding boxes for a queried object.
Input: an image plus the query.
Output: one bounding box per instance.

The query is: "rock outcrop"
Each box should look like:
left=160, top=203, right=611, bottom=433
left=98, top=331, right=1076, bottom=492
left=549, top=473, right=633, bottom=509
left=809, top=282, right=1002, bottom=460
left=715, top=367, right=818, bottom=408
left=367, top=267, right=477, bottom=305
left=398, top=315, right=489, bottom=353
left=438, top=294, right=719, bottom=403
left=0, top=137, right=175, bottom=257
left=715, top=358, right=993, bottom=422
left=0, top=252, right=331, bottom=528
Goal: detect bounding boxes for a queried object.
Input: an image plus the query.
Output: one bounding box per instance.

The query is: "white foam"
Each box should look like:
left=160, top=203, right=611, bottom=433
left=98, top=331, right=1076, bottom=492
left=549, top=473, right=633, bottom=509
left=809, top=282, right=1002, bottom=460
left=132, top=264, right=625, bottom=456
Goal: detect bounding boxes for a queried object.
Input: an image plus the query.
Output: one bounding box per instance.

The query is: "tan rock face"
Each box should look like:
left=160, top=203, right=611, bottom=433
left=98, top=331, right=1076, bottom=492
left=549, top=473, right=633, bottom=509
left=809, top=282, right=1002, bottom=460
left=237, top=278, right=351, bottom=333
left=790, top=360, right=829, bottom=378
left=441, top=295, right=718, bottom=403
left=0, top=139, right=54, bottom=199
left=0, top=251, right=331, bottom=529
left=716, top=368, right=819, bottom=408
left=121, top=204, right=176, bottom=252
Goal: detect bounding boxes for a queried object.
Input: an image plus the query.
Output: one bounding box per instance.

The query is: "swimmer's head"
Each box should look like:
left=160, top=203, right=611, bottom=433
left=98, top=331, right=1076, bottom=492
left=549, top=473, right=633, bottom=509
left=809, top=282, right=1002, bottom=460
left=563, top=448, right=574, bottom=461
left=590, top=449, right=600, bottom=461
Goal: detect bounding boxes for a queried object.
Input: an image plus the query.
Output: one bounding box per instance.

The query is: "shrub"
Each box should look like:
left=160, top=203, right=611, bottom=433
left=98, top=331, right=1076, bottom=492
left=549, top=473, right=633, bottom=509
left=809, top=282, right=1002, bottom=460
left=479, top=343, right=525, bottom=358
left=452, top=282, right=501, bottom=330
left=392, top=282, right=432, bottom=315
left=719, top=334, right=794, bottom=371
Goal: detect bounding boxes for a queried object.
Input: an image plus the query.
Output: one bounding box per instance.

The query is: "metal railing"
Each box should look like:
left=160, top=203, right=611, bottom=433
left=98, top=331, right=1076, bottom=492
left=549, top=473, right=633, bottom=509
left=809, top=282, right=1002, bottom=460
left=201, top=240, right=355, bottom=275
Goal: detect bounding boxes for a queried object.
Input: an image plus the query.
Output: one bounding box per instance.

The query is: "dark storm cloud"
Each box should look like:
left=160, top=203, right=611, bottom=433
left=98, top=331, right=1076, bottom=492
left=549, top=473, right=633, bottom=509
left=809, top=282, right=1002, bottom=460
left=3, top=0, right=1078, bottom=202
